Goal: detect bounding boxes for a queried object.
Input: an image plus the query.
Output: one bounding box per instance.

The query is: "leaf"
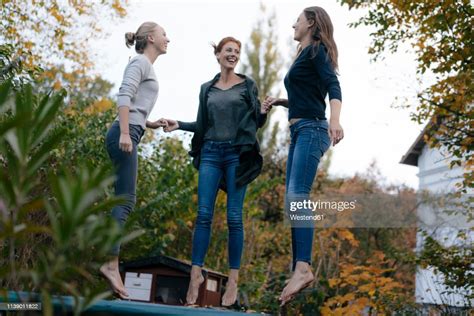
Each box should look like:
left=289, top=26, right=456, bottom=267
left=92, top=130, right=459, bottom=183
left=0, top=113, right=29, bottom=137
left=0, top=80, right=12, bottom=109
left=27, top=127, right=65, bottom=178
left=31, top=90, right=65, bottom=149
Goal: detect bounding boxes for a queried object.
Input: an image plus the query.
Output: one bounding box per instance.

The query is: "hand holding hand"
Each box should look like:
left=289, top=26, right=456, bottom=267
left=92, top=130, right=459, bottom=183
left=147, top=119, right=167, bottom=129
left=262, top=96, right=277, bottom=114
left=159, top=118, right=179, bottom=132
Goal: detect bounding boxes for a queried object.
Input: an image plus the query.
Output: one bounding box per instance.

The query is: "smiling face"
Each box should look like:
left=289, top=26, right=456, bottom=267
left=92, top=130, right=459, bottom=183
left=292, top=12, right=314, bottom=42
left=216, top=41, right=240, bottom=70
left=149, top=25, right=170, bottom=54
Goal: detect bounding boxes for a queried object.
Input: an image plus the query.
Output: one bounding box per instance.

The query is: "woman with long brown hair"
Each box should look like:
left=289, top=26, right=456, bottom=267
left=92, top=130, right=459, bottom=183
left=263, top=6, right=344, bottom=306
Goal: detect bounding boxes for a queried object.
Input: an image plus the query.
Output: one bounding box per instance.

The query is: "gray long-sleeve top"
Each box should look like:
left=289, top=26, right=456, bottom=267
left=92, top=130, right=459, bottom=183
left=115, top=54, right=159, bottom=129
left=178, top=81, right=250, bottom=142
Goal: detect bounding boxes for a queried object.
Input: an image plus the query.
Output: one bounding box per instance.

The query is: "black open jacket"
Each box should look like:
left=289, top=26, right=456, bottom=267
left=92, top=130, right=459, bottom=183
left=187, top=73, right=267, bottom=191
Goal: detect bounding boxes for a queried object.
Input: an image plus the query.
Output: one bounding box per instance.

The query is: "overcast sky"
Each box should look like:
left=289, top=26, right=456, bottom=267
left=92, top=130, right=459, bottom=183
left=91, top=0, right=425, bottom=189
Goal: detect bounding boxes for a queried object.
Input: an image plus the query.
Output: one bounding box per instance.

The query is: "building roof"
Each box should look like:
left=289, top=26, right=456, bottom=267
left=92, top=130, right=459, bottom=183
left=121, top=254, right=228, bottom=279
left=400, top=123, right=432, bottom=167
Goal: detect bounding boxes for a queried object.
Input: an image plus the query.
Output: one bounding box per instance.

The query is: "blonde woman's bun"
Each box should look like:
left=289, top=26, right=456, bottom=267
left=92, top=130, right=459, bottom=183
left=126, top=22, right=159, bottom=53
left=125, top=32, right=136, bottom=48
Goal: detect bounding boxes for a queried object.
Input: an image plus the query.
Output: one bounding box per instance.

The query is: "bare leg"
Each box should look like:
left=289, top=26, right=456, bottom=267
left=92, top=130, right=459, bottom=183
left=99, top=256, right=129, bottom=299
left=279, top=261, right=314, bottom=306
left=221, top=269, right=239, bottom=306
left=186, top=265, right=204, bottom=305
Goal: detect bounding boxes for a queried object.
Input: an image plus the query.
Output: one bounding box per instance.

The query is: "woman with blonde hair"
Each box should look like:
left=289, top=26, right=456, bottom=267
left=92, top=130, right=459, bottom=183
left=161, top=37, right=267, bottom=306
left=99, top=21, right=169, bottom=299
left=263, top=6, right=344, bottom=306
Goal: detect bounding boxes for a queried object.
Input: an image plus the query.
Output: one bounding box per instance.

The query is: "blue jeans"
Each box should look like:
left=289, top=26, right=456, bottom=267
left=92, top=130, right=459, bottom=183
left=192, top=141, right=247, bottom=269
left=105, top=121, right=145, bottom=256
left=286, top=119, right=330, bottom=270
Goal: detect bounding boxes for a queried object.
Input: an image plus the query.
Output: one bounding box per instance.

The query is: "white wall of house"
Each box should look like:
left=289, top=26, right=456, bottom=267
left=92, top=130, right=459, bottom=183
left=414, top=144, right=473, bottom=307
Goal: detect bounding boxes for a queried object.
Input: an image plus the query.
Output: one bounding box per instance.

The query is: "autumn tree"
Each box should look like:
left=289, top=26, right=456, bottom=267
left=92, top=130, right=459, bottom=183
left=336, top=0, right=473, bottom=192
left=240, top=3, right=284, bottom=146
left=1, top=0, right=128, bottom=87
left=0, top=43, right=43, bottom=87
left=336, top=1, right=473, bottom=312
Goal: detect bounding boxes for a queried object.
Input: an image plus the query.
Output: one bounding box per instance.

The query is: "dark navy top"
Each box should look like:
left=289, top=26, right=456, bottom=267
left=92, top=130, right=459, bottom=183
left=284, top=43, right=342, bottom=120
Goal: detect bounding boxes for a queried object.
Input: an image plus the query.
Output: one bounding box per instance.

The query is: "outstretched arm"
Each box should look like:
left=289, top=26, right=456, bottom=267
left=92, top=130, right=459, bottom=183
left=159, top=119, right=197, bottom=133
left=176, top=121, right=197, bottom=133
left=146, top=119, right=166, bottom=129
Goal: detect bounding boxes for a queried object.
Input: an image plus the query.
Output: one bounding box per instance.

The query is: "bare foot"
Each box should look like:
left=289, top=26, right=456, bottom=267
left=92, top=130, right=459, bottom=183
left=279, top=261, right=314, bottom=306
left=222, top=279, right=239, bottom=306
left=222, top=269, right=239, bottom=306
left=186, top=265, right=204, bottom=305
left=99, top=257, right=129, bottom=299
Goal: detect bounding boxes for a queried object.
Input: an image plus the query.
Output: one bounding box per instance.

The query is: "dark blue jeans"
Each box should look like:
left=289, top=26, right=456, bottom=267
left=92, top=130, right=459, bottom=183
left=286, top=119, right=331, bottom=270
left=192, top=141, right=247, bottom=269
left=105, top=121, right=145, bottom=256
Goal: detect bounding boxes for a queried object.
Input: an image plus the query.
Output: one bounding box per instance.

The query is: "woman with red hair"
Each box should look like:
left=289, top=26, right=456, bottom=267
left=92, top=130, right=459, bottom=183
left=161, top=37, right=267, bottom=306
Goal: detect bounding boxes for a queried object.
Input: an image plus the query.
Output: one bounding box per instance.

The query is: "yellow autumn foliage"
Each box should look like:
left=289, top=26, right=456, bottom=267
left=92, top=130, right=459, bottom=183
left=1, top=0, right=128, bottom=83
left=322, top=250, right=409, bottom=314
left=84, top=98, right=113, bottom=115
